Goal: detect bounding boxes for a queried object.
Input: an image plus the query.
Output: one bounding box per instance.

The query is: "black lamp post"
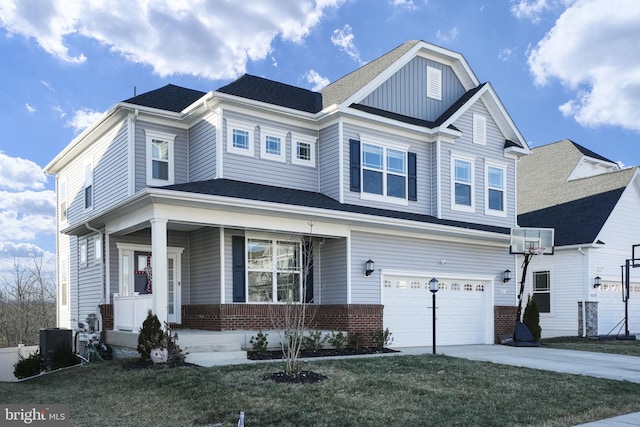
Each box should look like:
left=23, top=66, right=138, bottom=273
left=429, top=277, right=439, bottom=354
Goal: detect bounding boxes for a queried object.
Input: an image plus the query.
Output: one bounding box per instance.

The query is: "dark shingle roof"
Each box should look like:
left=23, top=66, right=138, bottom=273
left=124, top=84, right=206, bottom=112
left=217, top=74, right=323, bottom=113
left=518, top=188, right=625, bottom=246
left=158, top=178, right=510, bottom=235
left=571, top=140, right=615, bottom=163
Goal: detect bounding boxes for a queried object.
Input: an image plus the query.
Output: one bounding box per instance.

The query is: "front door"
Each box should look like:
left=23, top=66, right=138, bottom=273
left=167, top=253, right=181, bottom=324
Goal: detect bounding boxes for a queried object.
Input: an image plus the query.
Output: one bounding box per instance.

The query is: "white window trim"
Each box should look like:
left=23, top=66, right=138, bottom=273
left=245, top=233, right=303, bottom=304
left=473, top=113, right=487, bottom=145
left=291, top=135, right=316, bottom=167
left=59, top=179, right=68, bottom=225
left=451, top=153, right=476, bottom=213
left=532, top=269, right=552, bottom=315
left=260, top=127, right=287, bottom=162
left=80, top=240, right=88, bottom=267
left=83, top=160, right=93, bottom=211
left=94, top=235, right=102, bottom=263
left=485, top=163, right=507, bottom=217
left=145, top=129, right=176, bottom=186
left=360, top=136, right=410, bottom=205
left=226, top=119, right=255, bottom=157
left=427, top=66, right=442, bottom=101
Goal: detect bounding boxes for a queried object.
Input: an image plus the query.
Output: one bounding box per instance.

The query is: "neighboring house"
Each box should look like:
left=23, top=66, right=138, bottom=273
left=518, top=139, right=640, bottom=338
left=45, top=40, right=530, bottom=348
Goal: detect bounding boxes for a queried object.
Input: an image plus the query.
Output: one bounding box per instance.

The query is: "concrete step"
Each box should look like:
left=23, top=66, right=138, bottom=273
left=183, top=343, right=241, bottom=353
left=186, top=350, right=249, bottom=367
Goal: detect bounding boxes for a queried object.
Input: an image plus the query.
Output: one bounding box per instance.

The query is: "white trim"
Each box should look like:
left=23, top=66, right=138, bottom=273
left=450, top=153, right=476, bottom=213
left=338, top=120, right=344, bottom=203
left=226, top=118, right=255, bottom=157
left=145, top=129, right=176, bottom=186
left=485, top=162, right=507, bottom=217
left=291, top=134, right=316, bottom=167
left=259, top=126, right=287, bottom=162
left=94, top=235, right=102, bottom=262
left=472, top=113, right=487, bottom=146
left=360, top=140, right=409, bottom=202
left=79, top=240, right=88, bottom=267
left=219, top=227, right=225, bottom=303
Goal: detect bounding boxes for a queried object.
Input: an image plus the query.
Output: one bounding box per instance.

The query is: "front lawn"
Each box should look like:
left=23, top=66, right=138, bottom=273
left=2, top=354, right=640, bottom=426
left=542, top=336, right=640, bottom=356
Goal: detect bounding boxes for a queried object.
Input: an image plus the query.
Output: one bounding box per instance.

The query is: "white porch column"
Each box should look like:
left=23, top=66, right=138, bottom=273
left=151, top=218, right=168, bottom=325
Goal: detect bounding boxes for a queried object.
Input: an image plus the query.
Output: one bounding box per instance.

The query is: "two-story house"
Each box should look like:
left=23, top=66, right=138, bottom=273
left=45, top=40, right=530, bottom=349
left=518, top=139, right=640, bottom=338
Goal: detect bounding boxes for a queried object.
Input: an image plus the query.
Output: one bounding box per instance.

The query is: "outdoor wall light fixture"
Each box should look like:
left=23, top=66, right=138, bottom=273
left=593, top=276, right=602, bottom=288
left=503, top=269, right=512, bottom=283
left=364, top=259, right=375, bottom=277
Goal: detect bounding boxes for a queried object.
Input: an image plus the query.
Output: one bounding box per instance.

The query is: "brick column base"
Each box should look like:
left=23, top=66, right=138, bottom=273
left=494, top=306, right=517, bottom=344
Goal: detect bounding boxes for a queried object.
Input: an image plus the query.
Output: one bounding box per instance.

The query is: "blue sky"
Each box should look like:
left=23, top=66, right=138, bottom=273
left=1, top=0, right=639, bottom=278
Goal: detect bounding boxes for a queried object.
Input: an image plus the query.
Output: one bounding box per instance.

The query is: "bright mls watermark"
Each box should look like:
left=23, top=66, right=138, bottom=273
left=2, top=404, right=69, bottom=426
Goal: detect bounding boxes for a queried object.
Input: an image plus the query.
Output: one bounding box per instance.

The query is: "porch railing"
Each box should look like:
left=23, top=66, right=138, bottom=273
left=113, top=293, right=153, bottom=331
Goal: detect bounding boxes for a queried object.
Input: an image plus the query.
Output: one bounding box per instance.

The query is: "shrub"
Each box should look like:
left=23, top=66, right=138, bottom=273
left=347, top=332, right=365, bottom=350
left=137, top=310, right=185, bottom=364
left=327, top=331, right=347, bottom=350
left=371, top=328, right=394, bottom=349
left=249, top=331, right=269, bottom=354
left=14, top=350, right=43, bottom=379
left=523, top=295, right=542, bottom=342
left=302, top=331, right=326, bottom=352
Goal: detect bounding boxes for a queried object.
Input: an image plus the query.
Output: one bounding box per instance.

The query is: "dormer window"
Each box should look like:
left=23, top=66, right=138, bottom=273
left=226, top=119, right=255, bottom=157
left=291, top=135, right=316, bottom=167
left=145, top=130, right=175, bottom=185
left=260, top=127, right=286, bottom=162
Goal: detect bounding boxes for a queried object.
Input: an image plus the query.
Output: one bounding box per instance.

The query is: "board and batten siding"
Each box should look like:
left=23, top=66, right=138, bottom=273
left=439, top=102, right=516, bottom=227
left=341, top=123, right=432, bottom=213
left=350, top=230, right=512, bottom=306
left=189, top=227, right=221, bottom=304
left=134, top=121, right=189, bottom=192
left=318, top=123, right=341, bottom=201
left=317, top=238, right=348, bottom=304
left=221, top=111, right=319, bottom=191
left=360, top=57, right=466, bottom=122
left=189, top=112, right=217, bottom=182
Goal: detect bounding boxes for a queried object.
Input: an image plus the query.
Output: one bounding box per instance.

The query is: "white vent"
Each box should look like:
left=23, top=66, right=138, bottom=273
left=473, top=113, right=486, bottom=145
left=426, top=66, right=442, bottom=100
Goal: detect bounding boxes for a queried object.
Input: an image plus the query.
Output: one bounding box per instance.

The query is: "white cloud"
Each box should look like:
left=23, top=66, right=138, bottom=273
left=528, top=0, right=640, bottom=131
left=25, top=102, right=35, bottom=113
left=436, top=27, right=459, bottom=43
left=510, top=0, right=556, bottom=23
left=390, top=0, right=418, bottom=10
left=499, top=48, right=514, bottom=62
left=303, top=69, right=330, bottom=91
left=53, top=105, right=66, bottom=118
left=0, top=0, right=345, bottom=80
left=66, top=108, right=103, bottom=134
left=0, top=151, right=47, bottom=191
left=331, top=24, right=365, bottom=66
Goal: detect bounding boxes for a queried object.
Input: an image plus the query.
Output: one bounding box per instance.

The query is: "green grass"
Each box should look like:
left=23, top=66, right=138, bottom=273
left=542, top=336, right=640, bottom=356
left=2, top=354, right=640, bottom=426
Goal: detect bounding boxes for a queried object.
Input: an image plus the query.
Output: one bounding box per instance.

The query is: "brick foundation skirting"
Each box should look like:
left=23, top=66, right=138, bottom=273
left=494, top=305, right=517, bottom=344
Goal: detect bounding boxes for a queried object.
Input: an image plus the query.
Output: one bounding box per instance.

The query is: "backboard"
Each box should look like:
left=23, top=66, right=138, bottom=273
left=633, top=244, right=640, bottom=268
left=510, top=228, right=554, bottom=255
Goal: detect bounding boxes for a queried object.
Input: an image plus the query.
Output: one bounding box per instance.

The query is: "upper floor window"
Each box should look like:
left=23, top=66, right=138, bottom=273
left=226, top=119, right=254, bottom=157
left=427, top=66, right=442, bottom=101
left=486, top=165, right=506, bottom=215
left=291, top=135, right=316, bottom=167
left=452, top=156, right=475, bottom=212
left=260, top=128, right=286, bottom=162
left=59, top=180, right=67, bottom=222
left=473, top=113, right=487, bottom=145
left=79, top=240, right=87, bottom=267
left=362, top=143, right=407, bottom=199
left=84, top=162, right=93, bottom=210
left=533, top=270, right=551, bottom=313
left=94, top=235, right=102, bottom=262
left=145, top=130, right=176, bottom=185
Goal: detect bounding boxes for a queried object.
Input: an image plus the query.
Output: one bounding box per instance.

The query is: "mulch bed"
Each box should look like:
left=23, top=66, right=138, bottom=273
left=261, top=370, right=329, bottom=383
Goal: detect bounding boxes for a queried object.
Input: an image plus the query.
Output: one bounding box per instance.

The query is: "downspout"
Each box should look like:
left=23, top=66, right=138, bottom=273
left=436, top=138, right=442, bottom=219
left=578, top=247, right=587, bottom=337
left=86, top=223, right=104, bottom=332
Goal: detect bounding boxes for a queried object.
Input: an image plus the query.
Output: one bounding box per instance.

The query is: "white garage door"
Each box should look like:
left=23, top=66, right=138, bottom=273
left=598, top=282, right=640, bottom=335
left=383, top=275, right=492, bottom=347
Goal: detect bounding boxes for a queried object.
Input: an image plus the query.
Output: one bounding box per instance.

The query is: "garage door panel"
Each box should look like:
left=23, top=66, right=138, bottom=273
left=598, top=282, right=640, bottom=334
left=383, top=276, right=491, bottom=347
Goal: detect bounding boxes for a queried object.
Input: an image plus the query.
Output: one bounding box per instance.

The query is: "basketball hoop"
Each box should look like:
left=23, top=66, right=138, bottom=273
left=528, top=247, right=546, bottom=257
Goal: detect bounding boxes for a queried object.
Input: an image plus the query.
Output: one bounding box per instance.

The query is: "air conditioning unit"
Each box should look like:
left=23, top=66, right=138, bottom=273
left=40, top=328, right=72, bottom=369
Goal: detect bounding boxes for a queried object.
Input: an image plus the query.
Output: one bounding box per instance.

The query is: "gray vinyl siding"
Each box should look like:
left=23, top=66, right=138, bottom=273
left=440, top=102, right=517, bottom=227
left=77, top=234, right=103, bottom=326
left=350, top=230, right=514, bottom=306
left=360, top=57, right=466, bottom=122
left=341, top=122, right=432, bottom=213
left=64, top=120, right=129, bottom=226
left=189, top=227, right=220, bottom=304
left=318, top=123, right=340, bottom=201
left=189, top=112, right=217, bottom=182
left=221, top=111, right=318, bottom=191
left=134, top=121, right=189, bottom=191
left=318, top=238, right=347, bottom=304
